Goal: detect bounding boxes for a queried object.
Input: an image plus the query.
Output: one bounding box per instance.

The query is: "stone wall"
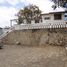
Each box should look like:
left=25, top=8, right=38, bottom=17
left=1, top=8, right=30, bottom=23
left=2, top=28, right=67, bottom=46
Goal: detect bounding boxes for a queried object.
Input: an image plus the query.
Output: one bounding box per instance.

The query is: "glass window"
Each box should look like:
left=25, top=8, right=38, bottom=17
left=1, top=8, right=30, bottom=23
left=54, top=14, right=62, bottom=20
left=44, top=17, right=50, bottom=20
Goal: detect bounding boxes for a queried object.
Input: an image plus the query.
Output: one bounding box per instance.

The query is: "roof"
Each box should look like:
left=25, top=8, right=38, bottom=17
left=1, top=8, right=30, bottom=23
left=49, top=11, right=66, bottom=14
left=41, top=13, right=49, bottom=15
left=41, top=7, right=67, bottom=15
left=41, top=11, right=67, bottom=15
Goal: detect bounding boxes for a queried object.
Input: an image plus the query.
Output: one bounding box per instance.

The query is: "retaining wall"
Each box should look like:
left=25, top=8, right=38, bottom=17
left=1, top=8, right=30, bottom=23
left=2, top=28, right=67, bottom=46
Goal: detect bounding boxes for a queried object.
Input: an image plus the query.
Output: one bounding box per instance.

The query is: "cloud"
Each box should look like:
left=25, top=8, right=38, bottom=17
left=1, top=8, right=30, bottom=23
left=0, top=0, right=29, bottom=6
left=6, top=0, right=20, bottom=6
left=0, top=0, right=20, bottom=6
left=0, top=0, right=54, bottom=13
left=0, top=7, right=18, bottom=27
left=26, top=0, right=54, bottom=13
left=0, top=0, right=5, bottom=3
left=0, top=0, right=29, bottom=27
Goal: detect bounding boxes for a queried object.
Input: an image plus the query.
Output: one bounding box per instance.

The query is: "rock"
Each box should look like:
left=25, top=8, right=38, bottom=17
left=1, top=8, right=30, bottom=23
left=65, top=47, right=67, bottom=50
left=16, top=41, right=21, bottom=45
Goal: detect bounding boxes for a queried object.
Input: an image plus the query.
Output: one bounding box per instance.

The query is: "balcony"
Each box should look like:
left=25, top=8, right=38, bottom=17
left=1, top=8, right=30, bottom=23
left=14, top=20, right=67, bottom=30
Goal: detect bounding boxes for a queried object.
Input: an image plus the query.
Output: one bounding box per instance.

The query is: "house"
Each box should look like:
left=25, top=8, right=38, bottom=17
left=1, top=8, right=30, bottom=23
left=14, top=11, right=67, bottom=30
left=41, top=11, right=67, bottom=24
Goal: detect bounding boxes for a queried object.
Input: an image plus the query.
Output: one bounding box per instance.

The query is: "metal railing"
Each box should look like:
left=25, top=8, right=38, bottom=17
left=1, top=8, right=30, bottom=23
left=0, top=27, right=15, bottom=40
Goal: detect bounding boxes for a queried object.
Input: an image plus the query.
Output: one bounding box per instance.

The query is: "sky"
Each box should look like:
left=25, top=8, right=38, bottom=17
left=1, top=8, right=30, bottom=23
left=0, top=0, right=65, bottom=27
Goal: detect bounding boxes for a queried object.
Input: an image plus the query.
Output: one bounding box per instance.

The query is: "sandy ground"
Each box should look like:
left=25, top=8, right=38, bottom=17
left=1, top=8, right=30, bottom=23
left=0, top=45, right=67, bottom=67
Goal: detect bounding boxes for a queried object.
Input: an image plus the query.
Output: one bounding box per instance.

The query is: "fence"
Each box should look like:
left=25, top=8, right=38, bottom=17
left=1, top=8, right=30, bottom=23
left=0, top=21, right=67, bottom=40
left=14, top=21, right=67, bottom=30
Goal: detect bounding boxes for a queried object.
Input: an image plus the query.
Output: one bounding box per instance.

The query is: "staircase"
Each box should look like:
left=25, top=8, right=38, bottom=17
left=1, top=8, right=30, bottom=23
left=0, top=27, right=15, bottom=42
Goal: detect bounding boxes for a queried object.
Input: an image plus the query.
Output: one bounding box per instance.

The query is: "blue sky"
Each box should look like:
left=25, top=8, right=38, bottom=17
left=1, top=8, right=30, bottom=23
left=0, top=0, right=65, bottom=27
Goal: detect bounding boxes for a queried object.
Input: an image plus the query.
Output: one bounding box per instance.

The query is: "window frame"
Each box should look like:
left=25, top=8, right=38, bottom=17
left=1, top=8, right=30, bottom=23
left=44, top=17, right=50, bottom=20
left=54, top=13, right=62, bottom=20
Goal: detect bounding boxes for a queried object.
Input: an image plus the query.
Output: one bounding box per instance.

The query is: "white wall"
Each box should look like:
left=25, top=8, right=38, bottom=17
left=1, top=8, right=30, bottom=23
left=42, top=13, right=67, bottom=24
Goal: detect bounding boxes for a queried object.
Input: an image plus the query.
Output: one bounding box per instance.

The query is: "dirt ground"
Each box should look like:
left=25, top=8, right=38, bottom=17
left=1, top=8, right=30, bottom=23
left=0, top=45, right=67, bottom=67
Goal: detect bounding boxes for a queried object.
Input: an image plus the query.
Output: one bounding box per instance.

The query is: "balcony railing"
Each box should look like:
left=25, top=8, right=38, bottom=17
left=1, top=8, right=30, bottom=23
left=14, top=21, right=67, bottom=30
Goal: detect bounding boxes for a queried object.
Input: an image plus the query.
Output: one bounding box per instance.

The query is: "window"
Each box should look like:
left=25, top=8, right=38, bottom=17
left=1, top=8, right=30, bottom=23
left=64, top=13, right=67, bottom=21
left=54, top=14, right=62, bottom=20
left=65, top=15, right=67, bottom=17
left=44, top=17, right=50, bottom=20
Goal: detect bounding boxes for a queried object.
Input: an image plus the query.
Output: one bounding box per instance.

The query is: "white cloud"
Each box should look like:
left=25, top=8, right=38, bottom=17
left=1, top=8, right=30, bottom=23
left=0, top=0, right=5, bottom=3
left=0, top=0, right=54, bottom=13
left=0, top=7, right=18, bottom=27
left=0, top=0, right=21, bottom=6
left=6, top=0, right=20, bottom=6
left=26, top=0, right=54, bottom=13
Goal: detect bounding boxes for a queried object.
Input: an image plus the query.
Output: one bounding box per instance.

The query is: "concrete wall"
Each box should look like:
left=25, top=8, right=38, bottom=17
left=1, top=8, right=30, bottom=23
left=2, top=28, right=67, bottom=46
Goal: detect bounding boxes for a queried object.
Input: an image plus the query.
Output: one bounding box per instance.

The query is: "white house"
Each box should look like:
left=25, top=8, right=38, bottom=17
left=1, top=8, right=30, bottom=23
left=14, top=11, right=67, bottom=30
left=41, top=11, right=67, bottom=23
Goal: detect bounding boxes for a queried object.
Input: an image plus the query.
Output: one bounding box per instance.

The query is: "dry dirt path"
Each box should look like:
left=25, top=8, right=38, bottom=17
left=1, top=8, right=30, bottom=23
left=0, top=45, right=67, bottom=67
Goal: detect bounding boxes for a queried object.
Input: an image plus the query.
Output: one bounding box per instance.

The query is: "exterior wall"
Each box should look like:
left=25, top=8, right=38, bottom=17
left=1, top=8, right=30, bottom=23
left=62, top=13, right=64, bottom=20
left=2, top=29, right=67, bottom=46
left=50, top=14, right=54, bottom=20
left=42, top=13, right=65, bottom=23
left=20, top=12, right=67, bottom=27
left=42, top=14, right=51, bottom=23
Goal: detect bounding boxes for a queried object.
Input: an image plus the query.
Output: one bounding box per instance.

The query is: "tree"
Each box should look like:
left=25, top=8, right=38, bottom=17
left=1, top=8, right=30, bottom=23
left=51, top=0, right=67, bottom=9
left=17, top=5, right=42, bottom=24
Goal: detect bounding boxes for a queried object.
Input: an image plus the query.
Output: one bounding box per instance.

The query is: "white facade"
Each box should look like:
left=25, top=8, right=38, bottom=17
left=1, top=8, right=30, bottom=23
left=42, top=12, right=67, bottom=23
left=14, top=11, right=67, bottom=30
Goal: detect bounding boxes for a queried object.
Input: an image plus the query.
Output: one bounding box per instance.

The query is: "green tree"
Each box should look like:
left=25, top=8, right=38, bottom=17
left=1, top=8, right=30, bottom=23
left=51, top=0, right=67, bottom=9
left=17, top=5, right=42, bottom=24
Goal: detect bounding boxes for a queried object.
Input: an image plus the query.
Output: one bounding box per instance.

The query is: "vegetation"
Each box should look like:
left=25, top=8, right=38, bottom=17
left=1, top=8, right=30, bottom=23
left=51, top=0, right=67, bottom=9
left=17, top=5, right=42, bottom=24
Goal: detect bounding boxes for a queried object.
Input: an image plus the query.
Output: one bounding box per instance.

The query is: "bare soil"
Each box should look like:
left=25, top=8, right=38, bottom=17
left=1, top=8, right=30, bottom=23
left=0, top=45, right=67, bottom=67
